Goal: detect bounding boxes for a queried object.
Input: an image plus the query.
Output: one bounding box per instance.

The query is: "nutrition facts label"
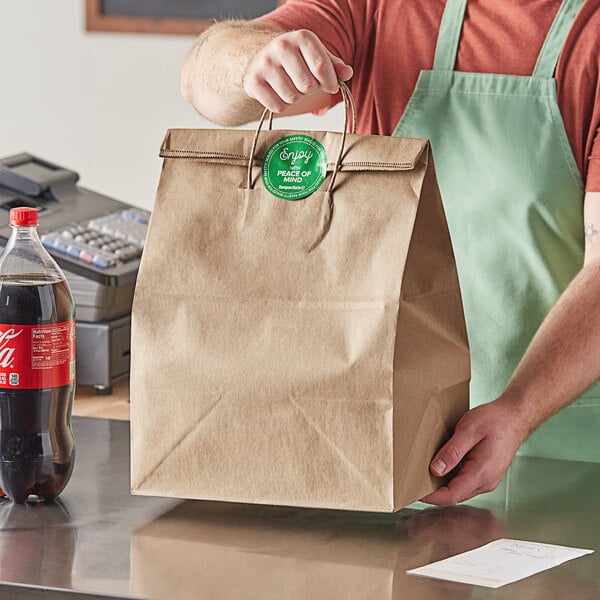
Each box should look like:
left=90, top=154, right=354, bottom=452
left=32, top=323, right=73, bottom=369
left=0, top=321, right=75, bottom=389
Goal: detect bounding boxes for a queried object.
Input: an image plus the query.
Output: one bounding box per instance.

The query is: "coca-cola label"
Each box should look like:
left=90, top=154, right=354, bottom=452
left=0, top=321, right=75, bottom=389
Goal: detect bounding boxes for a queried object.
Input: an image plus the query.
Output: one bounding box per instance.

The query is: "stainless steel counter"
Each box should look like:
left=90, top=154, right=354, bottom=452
left=0, top=417, right=597, bottom=599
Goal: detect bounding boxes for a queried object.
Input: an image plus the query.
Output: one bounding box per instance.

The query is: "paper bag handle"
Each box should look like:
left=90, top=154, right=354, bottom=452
left=246, top=80, right=357, bottom=193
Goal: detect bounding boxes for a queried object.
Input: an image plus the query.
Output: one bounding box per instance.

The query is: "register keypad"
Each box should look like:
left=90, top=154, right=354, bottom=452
left=41, top=208, right=150, bottom=269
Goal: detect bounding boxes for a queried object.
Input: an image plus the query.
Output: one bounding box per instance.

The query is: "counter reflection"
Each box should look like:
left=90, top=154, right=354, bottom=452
left=131, top=502, right=506, bottom=600
left=0, top=499, right=75, bottom=588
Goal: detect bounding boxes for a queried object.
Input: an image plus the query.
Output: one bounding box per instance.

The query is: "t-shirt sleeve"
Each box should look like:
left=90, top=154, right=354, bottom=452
left=587, top=125, right=600, bottom=192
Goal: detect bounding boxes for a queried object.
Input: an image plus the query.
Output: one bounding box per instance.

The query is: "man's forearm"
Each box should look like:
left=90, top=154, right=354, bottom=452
left=499, top=259, right=600, bottom=432
left=181, top=20, right=283, bottom=126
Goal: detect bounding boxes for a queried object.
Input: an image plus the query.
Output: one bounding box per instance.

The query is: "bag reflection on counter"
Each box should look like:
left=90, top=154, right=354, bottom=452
left=131, top=501, right=477, bottom=600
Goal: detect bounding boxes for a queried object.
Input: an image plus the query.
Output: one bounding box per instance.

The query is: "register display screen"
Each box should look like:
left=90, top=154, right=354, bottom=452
left=10, top=160, right=59, bottom=183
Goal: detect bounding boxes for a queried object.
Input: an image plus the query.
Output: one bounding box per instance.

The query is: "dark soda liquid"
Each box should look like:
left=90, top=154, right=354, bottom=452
left=0, top=275, right=75, bottom=503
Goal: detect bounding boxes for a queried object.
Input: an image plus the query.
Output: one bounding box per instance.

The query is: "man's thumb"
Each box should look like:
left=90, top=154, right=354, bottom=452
left=329, top=53, right=353, bottom=81
left=430, top=434, right=472, bottom=477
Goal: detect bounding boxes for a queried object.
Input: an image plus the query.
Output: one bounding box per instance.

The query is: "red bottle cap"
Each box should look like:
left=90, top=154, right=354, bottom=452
left=9, top=207, right=38, bottom=227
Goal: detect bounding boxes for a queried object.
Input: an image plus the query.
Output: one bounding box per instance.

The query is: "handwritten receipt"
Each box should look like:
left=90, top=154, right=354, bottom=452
left=407, top=539, right=594, bottom=588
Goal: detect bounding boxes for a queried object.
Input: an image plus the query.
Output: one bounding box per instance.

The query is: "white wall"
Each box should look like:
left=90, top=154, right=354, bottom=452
left=0, top=1, right=342, bottom=210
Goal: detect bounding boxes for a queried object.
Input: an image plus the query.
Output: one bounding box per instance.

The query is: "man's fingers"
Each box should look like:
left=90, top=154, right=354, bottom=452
left=245, top=78, right=288, bottom=113
left=280, top=48, right=321, bottom=95
left=265, top=67, right=305, bottom=106
left=296, top=33, right=341, bottom=93
left=430, top=419, right=484, bottom=477
left=421, top=462, right=487, bottom=506
left=423, top=435, right=507, bottom=506
left=329, top=52, right=354, bottom=81
left=420, top=480, right=481, bottom=507
left=421, top=475, right=503, bottom=507
left=267, top=36, right=320, bottom=97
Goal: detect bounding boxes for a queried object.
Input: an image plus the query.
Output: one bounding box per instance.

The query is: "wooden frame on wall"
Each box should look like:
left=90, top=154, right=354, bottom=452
left=85, top=0, right=287, bottom=36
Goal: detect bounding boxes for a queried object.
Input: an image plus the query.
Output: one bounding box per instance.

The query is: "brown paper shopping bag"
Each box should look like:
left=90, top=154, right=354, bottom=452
left=131, top=86, right=469, bottom=511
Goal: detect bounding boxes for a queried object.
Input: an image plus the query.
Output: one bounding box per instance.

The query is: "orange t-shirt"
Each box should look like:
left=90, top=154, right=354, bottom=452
left=263, top=0, right=600, bottom=191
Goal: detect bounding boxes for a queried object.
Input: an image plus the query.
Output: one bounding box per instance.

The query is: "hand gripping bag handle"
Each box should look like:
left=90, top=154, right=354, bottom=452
left=246, top=81, right=357, bottom=193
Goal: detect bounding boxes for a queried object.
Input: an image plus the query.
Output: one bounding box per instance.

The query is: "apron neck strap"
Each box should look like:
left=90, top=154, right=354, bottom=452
left=432, top=0, right=468, bottom=71
left=532, top=0, right=584, bottom=78
left=433, top=0, right=583, bottom=76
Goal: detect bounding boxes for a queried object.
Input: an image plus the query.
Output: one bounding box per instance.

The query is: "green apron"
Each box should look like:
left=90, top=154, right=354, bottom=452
left=394, top=0, right=600, bottom=462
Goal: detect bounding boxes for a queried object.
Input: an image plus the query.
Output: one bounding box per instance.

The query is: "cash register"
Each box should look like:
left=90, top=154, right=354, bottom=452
left=0, top=153, right=150, bottom=393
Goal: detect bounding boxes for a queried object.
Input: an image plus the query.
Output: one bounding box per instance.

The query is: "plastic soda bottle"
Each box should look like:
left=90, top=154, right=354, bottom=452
left=0, top=207, right=75, bottom=502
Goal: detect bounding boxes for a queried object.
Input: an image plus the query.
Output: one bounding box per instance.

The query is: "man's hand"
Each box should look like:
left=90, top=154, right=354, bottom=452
left=420, top=400, right=530, bottom=506
left=243, top=29, right=353, bottom=114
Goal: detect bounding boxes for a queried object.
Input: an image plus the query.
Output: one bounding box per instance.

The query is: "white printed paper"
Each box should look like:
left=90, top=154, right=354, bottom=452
left=407, top=538, right=593, bottom=588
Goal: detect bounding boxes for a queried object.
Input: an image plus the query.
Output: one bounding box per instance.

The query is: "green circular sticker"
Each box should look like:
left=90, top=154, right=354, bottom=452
left=261, top=134, right=327, bottom=200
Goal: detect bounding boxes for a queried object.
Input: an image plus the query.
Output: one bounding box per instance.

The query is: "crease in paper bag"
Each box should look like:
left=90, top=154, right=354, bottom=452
left=289, top=396, right=392, bottom=507
left=137, top=392, right=394, bottom=508
left=133, top=393, right=223, bottom=492
left=395, top=382, right=466, bottom=496
left=400, top=293, right=470, bottom=356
